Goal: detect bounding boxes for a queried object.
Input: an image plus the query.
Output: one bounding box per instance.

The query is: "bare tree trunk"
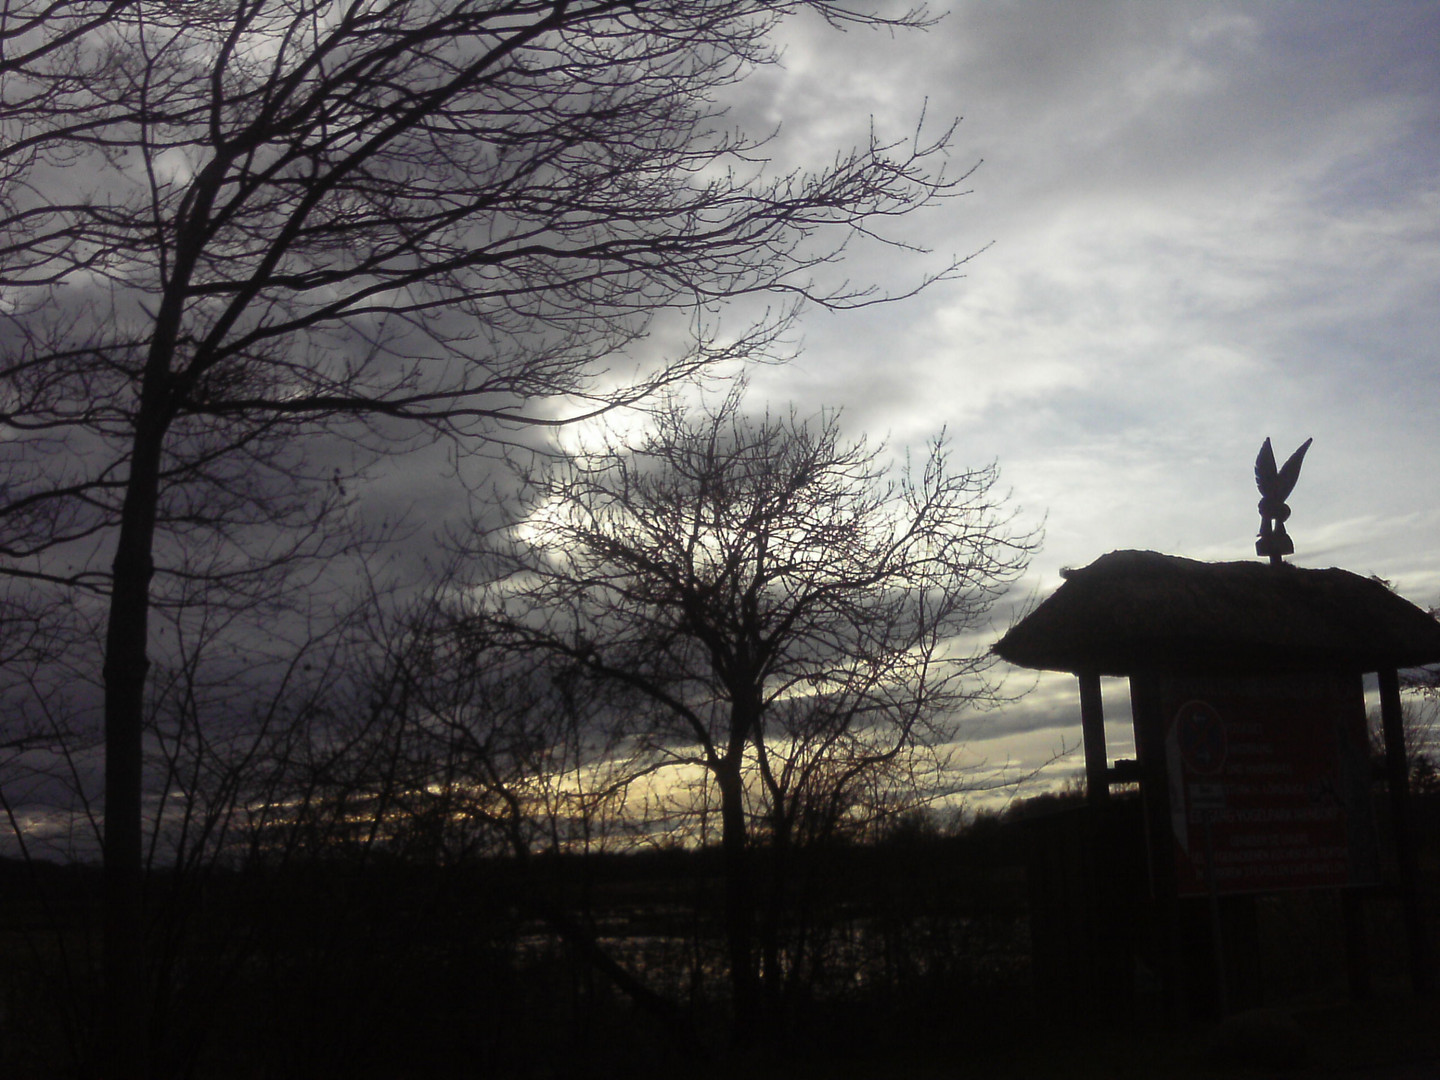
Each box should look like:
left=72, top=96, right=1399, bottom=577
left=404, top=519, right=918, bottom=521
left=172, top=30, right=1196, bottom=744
left=760, top=814, right=789, bottom=1024
left=716, top=758, right=758, bottom=1044
left=101, top=347, right=177, bottom=1079
left=102, top=478, right=157, bottom=1078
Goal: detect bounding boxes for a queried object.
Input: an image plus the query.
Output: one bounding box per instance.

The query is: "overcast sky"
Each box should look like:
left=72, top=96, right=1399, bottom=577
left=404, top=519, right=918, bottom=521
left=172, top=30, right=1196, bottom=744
left=10, top=3, right=1437, bottom=846
left=711, top=0, right=1440, bottom=793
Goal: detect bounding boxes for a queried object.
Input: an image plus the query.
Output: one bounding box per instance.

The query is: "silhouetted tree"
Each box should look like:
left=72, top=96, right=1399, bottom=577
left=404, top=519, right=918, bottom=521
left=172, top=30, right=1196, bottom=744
left=329, top=598, right=706, bottom=1037
left=454, top=383, right=1037, bottom=1042
left=0, top=3, right=966, bottom=1073
left=0, top=545, right=410, bottom=1071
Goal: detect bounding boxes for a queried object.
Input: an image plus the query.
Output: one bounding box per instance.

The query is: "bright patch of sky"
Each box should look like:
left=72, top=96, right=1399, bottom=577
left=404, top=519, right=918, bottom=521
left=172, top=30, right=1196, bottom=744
left=722, top=0, right=1440, bottom=794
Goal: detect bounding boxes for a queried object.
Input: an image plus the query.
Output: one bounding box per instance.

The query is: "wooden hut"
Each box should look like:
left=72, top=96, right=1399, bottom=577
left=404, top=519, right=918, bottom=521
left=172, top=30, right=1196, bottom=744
left=995, top=550, right=1440, bottom=1015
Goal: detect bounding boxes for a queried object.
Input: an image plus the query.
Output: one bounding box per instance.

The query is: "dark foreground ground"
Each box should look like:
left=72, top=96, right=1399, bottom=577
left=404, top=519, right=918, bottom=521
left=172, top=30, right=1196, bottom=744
left=5, top=794, right=1436, bottom=1078
left=685, top=990, right=1440, bottom=1080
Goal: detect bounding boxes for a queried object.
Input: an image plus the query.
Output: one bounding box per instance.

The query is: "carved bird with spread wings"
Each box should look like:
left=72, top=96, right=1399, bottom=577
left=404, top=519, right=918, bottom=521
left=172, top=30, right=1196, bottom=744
left=1255, top=436, right=1312, bottom=563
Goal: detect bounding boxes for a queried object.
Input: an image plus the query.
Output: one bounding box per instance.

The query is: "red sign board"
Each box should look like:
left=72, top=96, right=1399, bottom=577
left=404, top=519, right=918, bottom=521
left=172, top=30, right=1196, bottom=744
left=1158, top=673, right=1379, bottom=896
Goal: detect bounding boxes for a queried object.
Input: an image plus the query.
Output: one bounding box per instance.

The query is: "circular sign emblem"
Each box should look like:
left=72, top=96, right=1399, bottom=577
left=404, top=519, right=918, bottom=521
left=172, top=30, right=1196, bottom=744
left=1175, top=699, right=1226, bottom=775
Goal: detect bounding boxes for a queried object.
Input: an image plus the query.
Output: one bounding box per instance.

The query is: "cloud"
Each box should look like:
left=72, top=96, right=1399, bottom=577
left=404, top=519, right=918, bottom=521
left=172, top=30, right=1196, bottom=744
left=744, top=2, right=1439, bottom=581
left=9, top=2, right=1438, bottom=834
left=730, top=3, right=1440, bottom=766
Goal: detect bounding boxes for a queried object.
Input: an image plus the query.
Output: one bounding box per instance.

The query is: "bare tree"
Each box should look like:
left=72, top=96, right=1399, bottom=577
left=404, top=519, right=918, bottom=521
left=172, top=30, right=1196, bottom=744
left=337, top=596, right=709, bottom=1033
left=0, top=531, right=405, bottom=1072
left=0, top=3, right=968, bottom=1071
left=455, top=383, right=1037, bottom=1042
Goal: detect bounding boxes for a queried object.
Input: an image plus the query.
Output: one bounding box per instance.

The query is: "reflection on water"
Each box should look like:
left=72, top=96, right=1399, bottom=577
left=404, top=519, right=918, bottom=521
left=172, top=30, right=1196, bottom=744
left=516, top=898, right=1031, bottom=1004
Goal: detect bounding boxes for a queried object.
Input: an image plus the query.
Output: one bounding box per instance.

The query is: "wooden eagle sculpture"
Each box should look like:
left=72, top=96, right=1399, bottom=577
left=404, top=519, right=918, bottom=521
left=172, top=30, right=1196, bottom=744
left=1255, top=436, right=1312, bottom=564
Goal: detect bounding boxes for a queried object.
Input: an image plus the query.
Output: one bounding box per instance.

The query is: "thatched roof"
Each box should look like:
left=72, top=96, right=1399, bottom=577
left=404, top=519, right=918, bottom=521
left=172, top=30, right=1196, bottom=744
left=994, top=550, right=1440, bottom=676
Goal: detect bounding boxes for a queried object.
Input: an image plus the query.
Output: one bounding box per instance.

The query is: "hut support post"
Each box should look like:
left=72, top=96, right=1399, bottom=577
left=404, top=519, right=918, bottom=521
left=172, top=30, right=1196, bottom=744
left=1378, top=667, right=1432, bottom=995
left=1131, top=673, right=1184, bottom=1017
left=1079, top=672, right=1109, bottom=806
left=1077, top=671, right=1131, bottom=1006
